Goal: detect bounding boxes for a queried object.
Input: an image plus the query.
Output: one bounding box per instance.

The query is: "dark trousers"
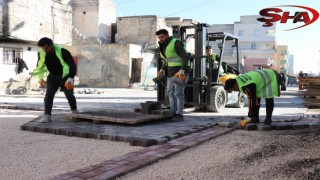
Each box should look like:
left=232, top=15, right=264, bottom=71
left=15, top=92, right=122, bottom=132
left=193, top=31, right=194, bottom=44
left=242, top=84, right=274, bottom=121
left=44, top=73, right=77, bottom=115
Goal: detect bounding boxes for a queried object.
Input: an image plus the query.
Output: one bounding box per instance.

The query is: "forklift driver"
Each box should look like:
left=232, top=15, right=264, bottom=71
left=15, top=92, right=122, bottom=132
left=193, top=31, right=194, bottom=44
left=205, top=46, right=224, bottom=76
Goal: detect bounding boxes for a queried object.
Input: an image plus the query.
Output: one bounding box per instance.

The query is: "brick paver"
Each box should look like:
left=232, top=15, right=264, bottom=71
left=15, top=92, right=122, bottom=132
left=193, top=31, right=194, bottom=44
left=52, top=126, right=233, bottom=180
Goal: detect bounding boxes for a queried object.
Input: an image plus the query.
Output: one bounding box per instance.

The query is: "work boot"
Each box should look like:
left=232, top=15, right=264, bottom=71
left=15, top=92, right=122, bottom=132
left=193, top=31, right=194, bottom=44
left=40, top=114, right=51, bottom=123
left=250, top=117, right=260, bottom=123
left=264, top=119, right=272, bottom=125
left=72, top=109, right=79, bottom=114
left=172, top=114, right=184, bottom=122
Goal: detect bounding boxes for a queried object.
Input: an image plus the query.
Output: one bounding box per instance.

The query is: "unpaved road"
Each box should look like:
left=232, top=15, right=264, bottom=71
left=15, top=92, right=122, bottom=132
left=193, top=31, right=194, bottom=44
left=120, top=129, right=320, bottom=180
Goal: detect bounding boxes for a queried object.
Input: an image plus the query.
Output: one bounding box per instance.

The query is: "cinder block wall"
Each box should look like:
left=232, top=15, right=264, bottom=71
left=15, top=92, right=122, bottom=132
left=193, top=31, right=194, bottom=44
left=0, top=0, right=72, bottom=44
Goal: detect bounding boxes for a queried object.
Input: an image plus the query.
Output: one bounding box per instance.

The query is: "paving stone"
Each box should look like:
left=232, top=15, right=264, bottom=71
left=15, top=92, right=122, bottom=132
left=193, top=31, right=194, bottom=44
left=256, top=124, right=272, bottom=131
left=274, top=122, right=293, bottom=130
left=218, top=122, right=236, bottom=128
left=129, top=138, right=158, bottom=147
left=308, top=122, right=320, bottom=130
left=292, top=122, right=309, bottom=130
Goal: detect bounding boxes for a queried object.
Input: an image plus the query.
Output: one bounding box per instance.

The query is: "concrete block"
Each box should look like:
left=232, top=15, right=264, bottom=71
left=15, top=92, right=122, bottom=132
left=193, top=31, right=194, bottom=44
left=308, top=122, right=320, bottom=130
left=152, top=110, right=174, bottom=117
left=292, top=123, right=308, bottom=130
left=256, top=124, right=272, bottom=131
left=218, top=122, right=236, bottom=128
left=274, top=123, right=293, bottom=130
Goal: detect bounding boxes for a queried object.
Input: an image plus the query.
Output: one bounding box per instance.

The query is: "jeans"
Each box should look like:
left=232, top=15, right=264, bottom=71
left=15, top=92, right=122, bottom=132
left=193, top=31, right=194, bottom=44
left=44, top=73, right=77, bottom=115
left=166, top=75, right=189, bottom=115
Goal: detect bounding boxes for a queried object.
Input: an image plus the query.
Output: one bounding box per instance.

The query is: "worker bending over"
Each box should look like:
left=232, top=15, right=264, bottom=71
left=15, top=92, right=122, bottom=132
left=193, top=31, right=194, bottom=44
left=224, top=69, right=280, bottom=126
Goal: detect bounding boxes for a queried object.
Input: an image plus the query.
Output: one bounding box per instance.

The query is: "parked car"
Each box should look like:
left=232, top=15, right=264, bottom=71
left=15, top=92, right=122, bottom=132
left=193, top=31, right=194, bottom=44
left=287, top=75, right=297, bottom=85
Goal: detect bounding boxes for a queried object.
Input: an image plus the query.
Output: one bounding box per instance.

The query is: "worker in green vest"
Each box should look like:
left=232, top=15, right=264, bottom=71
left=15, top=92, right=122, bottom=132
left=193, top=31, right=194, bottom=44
left=205, top=46, right=224, bottom=75
left=224, top=69, right=280, bottom=126
left=32, top=37, right=78, bottom=123
left=156, top=29, right=190, bottom=121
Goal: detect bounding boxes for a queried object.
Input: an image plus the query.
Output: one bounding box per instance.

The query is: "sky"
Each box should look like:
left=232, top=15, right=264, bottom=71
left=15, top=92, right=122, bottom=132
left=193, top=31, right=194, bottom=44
left=113, top=0, right=320, bottom=74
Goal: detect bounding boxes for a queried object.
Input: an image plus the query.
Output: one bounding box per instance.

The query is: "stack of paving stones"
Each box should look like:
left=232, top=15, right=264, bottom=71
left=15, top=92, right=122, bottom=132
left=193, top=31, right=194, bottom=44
left=52, top=126, right=233, bottom=180
left=300, top=77, right=320, bottom=108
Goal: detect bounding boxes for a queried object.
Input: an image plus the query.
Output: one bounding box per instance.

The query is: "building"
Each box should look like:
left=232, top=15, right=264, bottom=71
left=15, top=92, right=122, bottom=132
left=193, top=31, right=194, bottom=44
left=276, top=45, right=289, bottom=73
left=0, top=0, right=73, bottom=90
left=207, top=15, right=277, bottom=73
left=287, top=54, right=294, bottom=75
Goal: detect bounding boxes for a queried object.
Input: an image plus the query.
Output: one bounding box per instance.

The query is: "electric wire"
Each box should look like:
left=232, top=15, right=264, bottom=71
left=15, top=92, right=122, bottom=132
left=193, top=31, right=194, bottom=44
left=165, top=0, right=217, bottom=17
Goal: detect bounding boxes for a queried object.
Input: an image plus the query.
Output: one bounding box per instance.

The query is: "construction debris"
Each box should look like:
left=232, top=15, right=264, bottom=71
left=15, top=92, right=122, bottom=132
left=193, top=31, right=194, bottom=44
left=76, top=89, right=104, bottom=94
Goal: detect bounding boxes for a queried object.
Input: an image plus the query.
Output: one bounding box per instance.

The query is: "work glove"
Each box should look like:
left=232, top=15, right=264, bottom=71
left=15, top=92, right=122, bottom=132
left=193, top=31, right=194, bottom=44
left=38, top=79, right=46, bottom=88
left=64, top=78, right=74, bottom=91
left=158, top=69, right=165, bottom=77
left=174, top=69, right=186, bottom=82
left=178, top=69, right=185, bottom=76
left=239, top=117, right=252, bottom=128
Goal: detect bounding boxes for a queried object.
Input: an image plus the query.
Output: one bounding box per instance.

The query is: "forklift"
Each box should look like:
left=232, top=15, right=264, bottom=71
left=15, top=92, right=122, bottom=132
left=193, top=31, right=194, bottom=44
left=156, top=23, right=245, bottom=112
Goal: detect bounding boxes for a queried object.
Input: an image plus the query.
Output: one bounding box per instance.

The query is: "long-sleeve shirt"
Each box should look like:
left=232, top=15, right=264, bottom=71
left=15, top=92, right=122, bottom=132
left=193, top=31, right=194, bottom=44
left=159, top=37, right=190, bottom=77
left=37, top=48, right=76, bottom=78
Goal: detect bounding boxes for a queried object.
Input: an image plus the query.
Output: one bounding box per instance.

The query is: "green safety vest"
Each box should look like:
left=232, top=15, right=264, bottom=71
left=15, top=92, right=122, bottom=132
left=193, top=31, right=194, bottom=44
left=211, top=53, right=217, bottom=61
left=236, top=69, right=279, bottom=98
left=160, top=38, right=189, bottom=67
left=32, top=45, right=70, bottom=79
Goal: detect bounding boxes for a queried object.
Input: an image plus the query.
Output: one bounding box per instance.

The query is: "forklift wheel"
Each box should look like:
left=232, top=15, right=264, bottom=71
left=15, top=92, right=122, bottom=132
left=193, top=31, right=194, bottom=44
left=235, top=93, right=245, bottom=108
left=207, top=86, right=226, bottom=112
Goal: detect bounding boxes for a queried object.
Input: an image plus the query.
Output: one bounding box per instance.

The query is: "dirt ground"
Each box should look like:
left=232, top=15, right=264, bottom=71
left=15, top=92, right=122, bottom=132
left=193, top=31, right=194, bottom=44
left=120, top=129, right=320, bottom=180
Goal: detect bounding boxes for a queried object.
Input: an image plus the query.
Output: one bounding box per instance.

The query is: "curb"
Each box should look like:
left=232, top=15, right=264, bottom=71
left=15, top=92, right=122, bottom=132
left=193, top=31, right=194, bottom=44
left=52, top=126, right=233, bottom=180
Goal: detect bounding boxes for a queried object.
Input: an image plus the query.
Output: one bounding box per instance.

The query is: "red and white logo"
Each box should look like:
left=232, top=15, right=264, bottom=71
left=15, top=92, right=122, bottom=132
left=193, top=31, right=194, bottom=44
left=257, top=5, right=319, bottom=31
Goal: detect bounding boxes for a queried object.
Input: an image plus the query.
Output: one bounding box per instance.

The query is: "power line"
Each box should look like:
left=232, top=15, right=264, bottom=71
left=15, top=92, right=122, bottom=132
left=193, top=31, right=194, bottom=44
left=165, top=0, right=217, bottom=17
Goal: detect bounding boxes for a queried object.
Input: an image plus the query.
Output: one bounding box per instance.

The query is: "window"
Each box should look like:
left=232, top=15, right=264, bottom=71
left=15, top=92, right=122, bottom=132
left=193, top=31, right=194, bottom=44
left=251, top=43, right=256, bottom=49
left=3, top=47, right=23, bottom=64
left=238, top=30, right=244, bottom=37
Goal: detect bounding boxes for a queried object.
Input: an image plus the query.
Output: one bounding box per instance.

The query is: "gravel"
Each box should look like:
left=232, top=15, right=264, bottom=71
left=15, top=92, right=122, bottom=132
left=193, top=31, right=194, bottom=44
left=0, top=110, right=142, bottom=180
left=119, top=129, right=320, bottom=180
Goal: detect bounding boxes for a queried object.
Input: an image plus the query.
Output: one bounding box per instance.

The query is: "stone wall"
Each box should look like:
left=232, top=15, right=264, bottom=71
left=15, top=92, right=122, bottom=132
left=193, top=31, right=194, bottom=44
left=115, top=16, right=168, bottom=48
left=75, top=44, right=142, bottom=88
left=72, top=0, right=116, bottom=45
left=0, top=0, right=72, bottom=45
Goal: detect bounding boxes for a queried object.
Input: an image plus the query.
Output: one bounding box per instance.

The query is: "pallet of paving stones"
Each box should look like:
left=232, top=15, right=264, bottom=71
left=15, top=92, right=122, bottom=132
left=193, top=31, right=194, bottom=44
left=299, top=77, right=320, bottom=108
left=68, top=109, right=174, bottom=125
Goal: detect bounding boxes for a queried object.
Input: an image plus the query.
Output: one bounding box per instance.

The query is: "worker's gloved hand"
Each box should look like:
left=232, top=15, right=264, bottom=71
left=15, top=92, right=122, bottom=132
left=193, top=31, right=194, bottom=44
left=158, top=69, right=165, bottom=77
left=174, top=72, right=185, bottom=82
left=38, top=79, right=46, bottom=88
left=64, top=78, right=74, bottom=90
left=239, top=117, right=252, bottom=127
left=178, top=69, right=185, bottom=76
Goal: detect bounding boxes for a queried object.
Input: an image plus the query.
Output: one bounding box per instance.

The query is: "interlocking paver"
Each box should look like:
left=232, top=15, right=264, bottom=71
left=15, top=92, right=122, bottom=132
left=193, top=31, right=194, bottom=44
left=54, top=126, right=233, bottom=180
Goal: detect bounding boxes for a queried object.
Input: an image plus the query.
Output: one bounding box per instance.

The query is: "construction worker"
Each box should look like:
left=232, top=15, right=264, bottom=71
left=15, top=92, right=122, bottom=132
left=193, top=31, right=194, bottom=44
left=224, top=69, right=280, bottom=126
left=205, top=46, right=224, bottom=75
left=156, top=29, right=190, bottom=121
left=32, top=37, right=78, bottom=123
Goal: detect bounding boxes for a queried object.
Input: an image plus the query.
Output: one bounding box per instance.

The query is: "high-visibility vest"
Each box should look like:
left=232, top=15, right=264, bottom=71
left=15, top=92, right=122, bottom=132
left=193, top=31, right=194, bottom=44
left=160, top=38, right=189, bottom=67
left=32, top=45, right=70, bottom=79
left=211, top=53, right=217, bottom=61
left=236, top=69, right=279, bottom=98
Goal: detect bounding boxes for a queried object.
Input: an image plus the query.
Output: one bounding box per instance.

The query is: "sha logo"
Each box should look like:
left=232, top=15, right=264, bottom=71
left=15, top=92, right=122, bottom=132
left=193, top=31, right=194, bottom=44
left=257, top=5, right=319, bottom=31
